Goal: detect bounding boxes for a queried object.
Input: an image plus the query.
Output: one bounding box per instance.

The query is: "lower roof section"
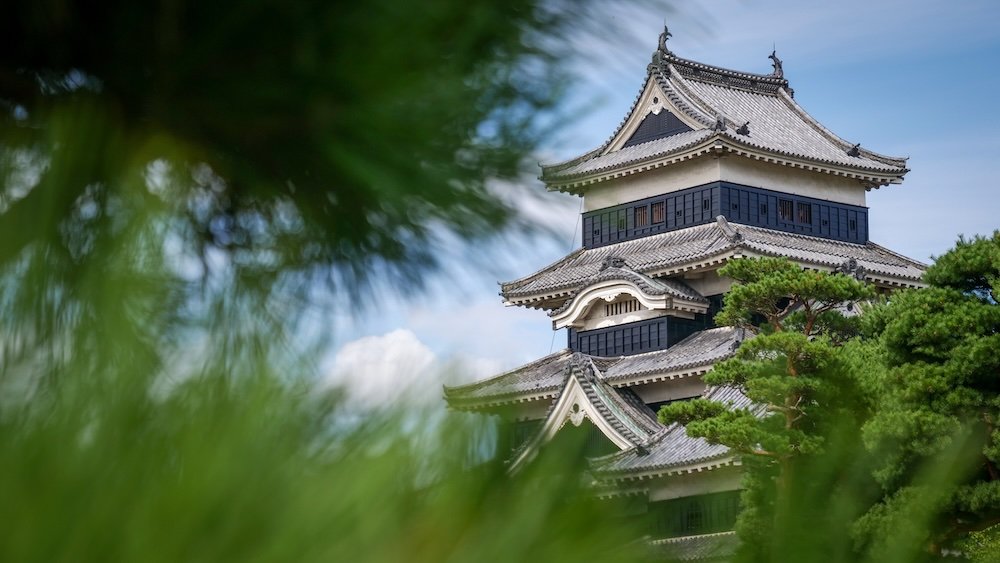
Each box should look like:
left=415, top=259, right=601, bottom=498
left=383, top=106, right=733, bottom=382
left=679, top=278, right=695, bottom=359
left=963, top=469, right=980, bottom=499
left=590, top=386, right=753, bottom=479
left=648, top=531, right=739, bottom=562
left=443, top=327, right=744, bottom=409
left=500, top=217, right=926, bottom=308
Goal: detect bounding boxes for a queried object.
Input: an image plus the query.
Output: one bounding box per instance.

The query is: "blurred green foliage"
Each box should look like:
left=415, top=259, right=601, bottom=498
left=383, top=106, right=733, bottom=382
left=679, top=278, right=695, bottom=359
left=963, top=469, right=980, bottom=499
left=0, top=1, right=665, bottom=561
left=856, top=232, right=1000, bottom=559
left=0, top=371, right=651, bottom=562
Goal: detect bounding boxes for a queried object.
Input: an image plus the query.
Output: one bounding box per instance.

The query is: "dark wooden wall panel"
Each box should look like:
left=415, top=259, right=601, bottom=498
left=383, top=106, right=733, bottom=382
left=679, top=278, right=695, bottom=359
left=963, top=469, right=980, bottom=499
left=582, top=182, right=869, bottom=249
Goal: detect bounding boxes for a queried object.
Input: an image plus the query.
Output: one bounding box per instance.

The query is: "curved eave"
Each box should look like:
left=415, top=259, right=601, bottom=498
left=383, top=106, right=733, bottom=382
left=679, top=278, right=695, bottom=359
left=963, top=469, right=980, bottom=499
left=445, top=389, right=561, bottom=412
left=502, top=247, right=738, bottom=307
left=502, top=243, right=925, bottom=309
left=499, top=248, right=586, bottom=303
left=449, top=361, right=719, bottom=412
left=594, top=453, right=741, bottom=483
left=542, top=135, right=908, bottom=195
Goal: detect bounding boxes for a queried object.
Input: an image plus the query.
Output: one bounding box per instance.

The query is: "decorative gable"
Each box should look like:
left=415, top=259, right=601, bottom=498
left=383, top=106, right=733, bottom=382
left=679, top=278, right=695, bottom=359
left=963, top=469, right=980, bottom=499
left=623, top=109, right=693, bottom=148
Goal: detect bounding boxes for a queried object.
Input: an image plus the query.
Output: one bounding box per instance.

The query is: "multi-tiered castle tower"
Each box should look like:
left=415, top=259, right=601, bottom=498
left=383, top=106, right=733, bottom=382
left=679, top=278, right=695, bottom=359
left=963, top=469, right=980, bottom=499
left=444, top=28, right=925, bottom=558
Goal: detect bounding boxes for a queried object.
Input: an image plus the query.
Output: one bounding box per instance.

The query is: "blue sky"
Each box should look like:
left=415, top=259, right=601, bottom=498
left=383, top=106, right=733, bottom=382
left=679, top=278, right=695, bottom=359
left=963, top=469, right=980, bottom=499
left=324, top=1, right=1000, bottom=398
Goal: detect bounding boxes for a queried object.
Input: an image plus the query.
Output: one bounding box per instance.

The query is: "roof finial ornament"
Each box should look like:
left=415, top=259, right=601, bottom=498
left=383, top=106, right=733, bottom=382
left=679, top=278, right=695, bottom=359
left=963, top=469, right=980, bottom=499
left=847, top=143, right=861, bottom=157
left=769, top=49, right=784, bottom=78
left=715, top=216, right=743, bottom=243
left=713, top=113, right=727, bottom=133
left=835, top=258, right=867, bottom=280
left=599, top=255, right=627, bottom=271
left=736, top=121, right=751, bottom=136
left=658, top=22, right=673, bottom=55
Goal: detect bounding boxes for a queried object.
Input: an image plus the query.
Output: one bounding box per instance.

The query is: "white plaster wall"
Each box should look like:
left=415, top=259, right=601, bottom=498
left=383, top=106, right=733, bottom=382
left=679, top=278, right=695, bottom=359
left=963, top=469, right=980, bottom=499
left=719, top=157, right=867, bottom=206
left=580, top=154, right=869, bottom=212
left=583, top=158, right=721, bottom=211
left=648, top=465, right=742, bottom=501
left=633, top=378, right=706, bottom=404
left=582, top=308, right=667, bottom=331
left=679, top=270, right=731, bottom=298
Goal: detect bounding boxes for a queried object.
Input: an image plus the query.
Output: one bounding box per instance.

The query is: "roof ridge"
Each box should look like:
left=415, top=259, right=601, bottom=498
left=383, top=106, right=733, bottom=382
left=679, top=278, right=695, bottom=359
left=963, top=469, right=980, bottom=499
left=865, top=240, right=930, bottom=269
left=775, top=88, right=907, bottom=168
left=664, top=52, right=788, bottom=90
left=717, top=131, right=907, bottom=173
left=538, top=147, right=603, bottom=176
left=499, top=247, right=585, bottom=293
left=664, top=63, right=728, bottom=125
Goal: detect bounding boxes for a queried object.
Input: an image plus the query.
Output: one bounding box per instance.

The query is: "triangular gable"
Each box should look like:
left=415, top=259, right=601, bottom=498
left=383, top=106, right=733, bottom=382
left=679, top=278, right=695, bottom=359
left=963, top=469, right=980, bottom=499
left=623, top=109, right=692, bottom=148
left=509, top=356, right=661, bottom=472
left=603, top=76, right=705, bottom=155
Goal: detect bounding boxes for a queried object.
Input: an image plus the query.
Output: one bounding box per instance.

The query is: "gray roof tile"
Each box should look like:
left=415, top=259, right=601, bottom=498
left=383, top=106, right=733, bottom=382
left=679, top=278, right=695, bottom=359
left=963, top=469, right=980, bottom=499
left=501, top=221, right=925, bottom=303
left=590, top=386, right=753, bottom=475
left=650, top=531, right=739, bottom=561
left=542, top=53, right=906, bottom=184
left=443, top=349, right=610, bottom=406
left=603, top=327, right=744, bottom=382
left=444, top=328, right=744, bottom=406
left=548, top=266, right=707, bottom=317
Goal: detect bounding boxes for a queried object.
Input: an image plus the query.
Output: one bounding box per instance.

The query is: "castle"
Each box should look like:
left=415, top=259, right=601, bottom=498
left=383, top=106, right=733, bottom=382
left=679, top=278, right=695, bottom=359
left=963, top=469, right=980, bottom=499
left=444, top=27, right=925, bottom=559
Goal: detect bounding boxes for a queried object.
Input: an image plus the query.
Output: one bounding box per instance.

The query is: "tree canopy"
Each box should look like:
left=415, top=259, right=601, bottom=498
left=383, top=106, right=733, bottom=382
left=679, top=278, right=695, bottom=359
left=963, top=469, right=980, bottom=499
left=856, top=232, right=1000, bottom=558
left=659, top=257, right=876, bottom=560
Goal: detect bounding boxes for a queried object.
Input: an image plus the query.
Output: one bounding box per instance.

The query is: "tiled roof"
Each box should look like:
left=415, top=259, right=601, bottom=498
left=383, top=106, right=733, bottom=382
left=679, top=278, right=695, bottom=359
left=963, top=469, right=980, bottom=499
left=548, top=129, right=714, bottom=178
left=603, top=327, right=744, bottom=383
left=443, top=349, right=614, bottom=407
left=501, top=220, right=925, bottom=304
left=650, top=531, right=739, bottom=561
left=444, top=328, right=742, bottom=407
left=507, top=354, right=665, bottom=469
left=590, top=386, right=752, bottom=476
left=541, top=50, right=907, bottom=186
left=548, top=266, right=707, bottom=317
left=571, top=357, right=663, bottom=445
left=502, top=222, right=733, bottom=302
left=679, top=75, right=904, bottom=172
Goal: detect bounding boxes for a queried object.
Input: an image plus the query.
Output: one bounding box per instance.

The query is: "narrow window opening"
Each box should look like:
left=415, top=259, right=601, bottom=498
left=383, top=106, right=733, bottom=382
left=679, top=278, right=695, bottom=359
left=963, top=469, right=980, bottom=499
left=797, top=202, right=812, bottom=224
left=702, top=199, right=711, bottom=211
left=604, top=299, right=640, bottom=317
left=760, top=203, right=768, bottom=215
left=849, top=219, right=857, bottom=231
left=634, top=206, right=648, bottom=227
left=618, top=215, right=626, bottom=230
left=685, top=501, right=704, bottom=534
left=651, top=202, right=665, bottom=223
left=778, top=199, right=794, bottom=221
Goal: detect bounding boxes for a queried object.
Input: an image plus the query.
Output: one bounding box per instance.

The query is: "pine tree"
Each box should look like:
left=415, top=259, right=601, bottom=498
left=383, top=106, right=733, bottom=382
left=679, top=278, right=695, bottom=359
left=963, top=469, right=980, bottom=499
left=856, top=232, right=1000, bottom=559
left=659, top=257, right=875, bottom=559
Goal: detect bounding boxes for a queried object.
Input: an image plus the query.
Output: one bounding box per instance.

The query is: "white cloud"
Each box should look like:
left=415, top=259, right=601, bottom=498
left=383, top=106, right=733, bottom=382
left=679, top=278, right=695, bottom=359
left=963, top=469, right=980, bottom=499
left=322, top=329, right=438, bottom=408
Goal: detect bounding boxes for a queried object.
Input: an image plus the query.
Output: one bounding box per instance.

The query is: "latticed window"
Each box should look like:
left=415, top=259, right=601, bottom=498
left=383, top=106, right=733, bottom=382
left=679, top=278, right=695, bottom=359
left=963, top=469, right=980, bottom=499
left=634, top=206, right=648, bottom=227
left=651, top=201, right=665, bottom=223
left=797, top=202, right=812, bottom=223
left=605, top=298, right=641, bottom=317
left=683, top=500, right=704, bottom=534
left=779, top=198, right=794, bottom=221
